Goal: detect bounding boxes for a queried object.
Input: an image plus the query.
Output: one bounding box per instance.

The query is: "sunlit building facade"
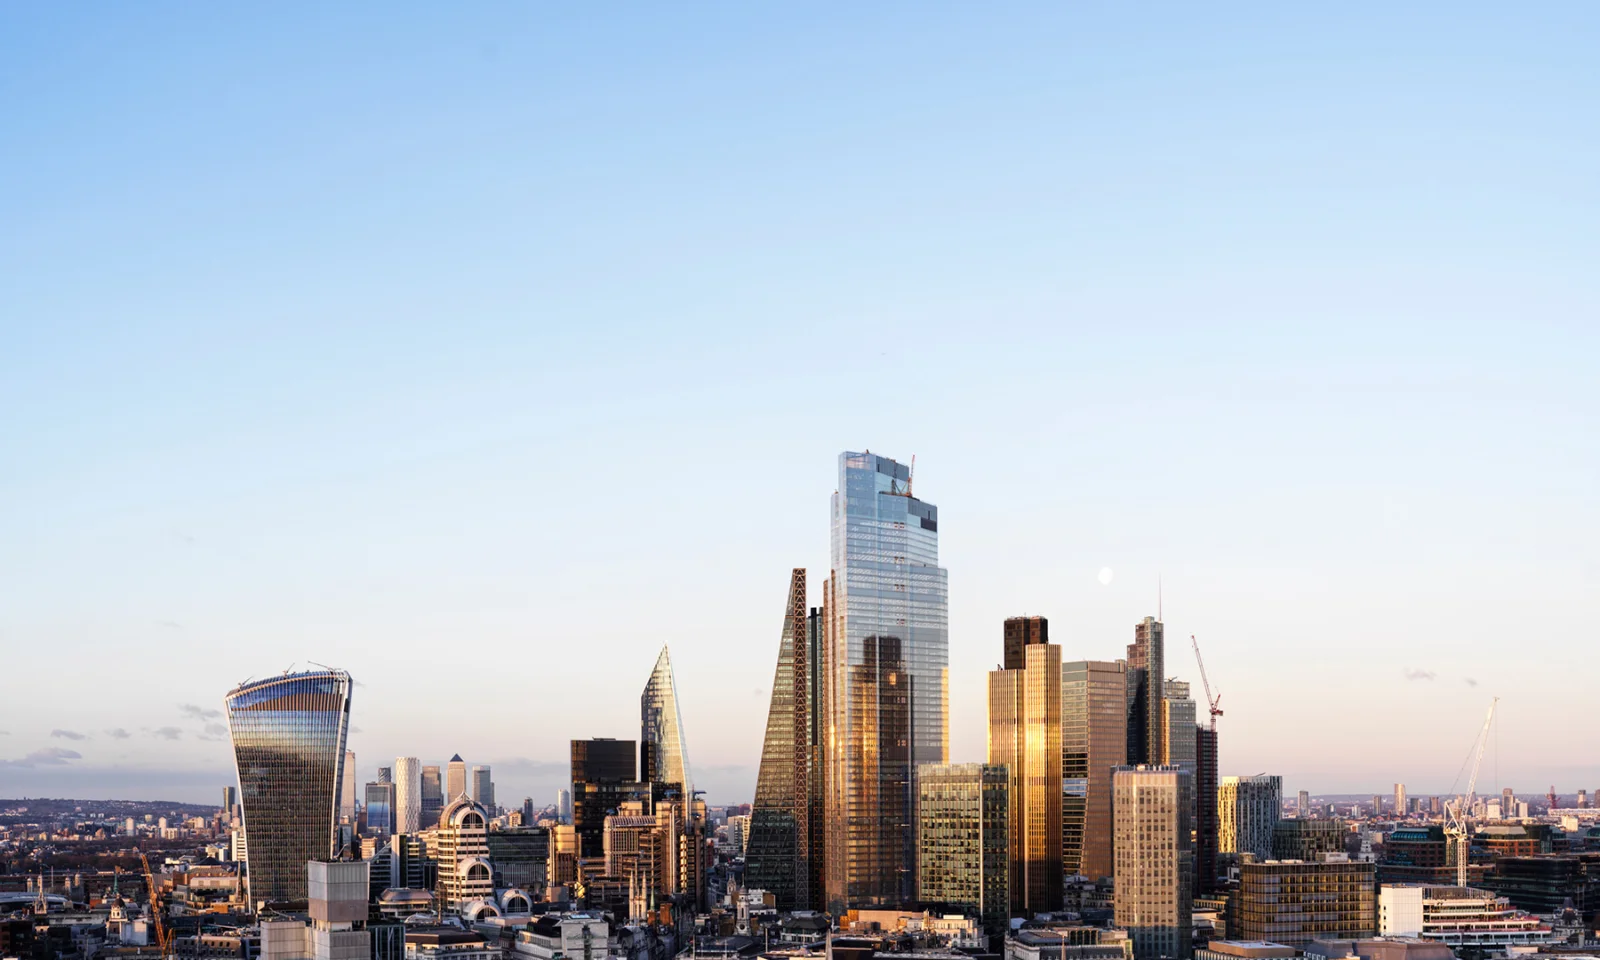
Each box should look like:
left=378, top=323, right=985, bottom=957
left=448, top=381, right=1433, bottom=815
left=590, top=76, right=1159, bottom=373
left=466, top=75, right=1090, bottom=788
left=1062, top=659, right=1128, bottom=883
left=916, top=763, right=1010, bottom=934
left=1125, top=617, right=1165, bottom=765
left=435, top=796, right=495, bottom=914
left=1221, top=775, right=1284, bottom=859
left=988, top=630, right=1061, bottom=915
left=745, top=568, right=824, bottom=911
left=824, top=450, right=949, bottom=911
left=224, top=668, right=353, bottom=906
left=1113, top=765, right=1193, bottom=960
left=641, top=647, right=693, bottom=796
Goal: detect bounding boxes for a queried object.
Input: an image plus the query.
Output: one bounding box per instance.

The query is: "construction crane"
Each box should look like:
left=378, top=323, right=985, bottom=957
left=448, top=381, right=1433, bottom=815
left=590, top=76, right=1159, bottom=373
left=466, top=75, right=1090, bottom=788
left=1190, top=634, right=1223, bottom=730
left=1445, top=698, right=1499, bottom=887
left=139, top=851, right=171, bottom=959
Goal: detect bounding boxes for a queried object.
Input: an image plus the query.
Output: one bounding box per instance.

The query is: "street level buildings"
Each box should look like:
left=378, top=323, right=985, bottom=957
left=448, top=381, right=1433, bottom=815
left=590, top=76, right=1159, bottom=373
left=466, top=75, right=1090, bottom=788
left=1113, top=765, right=1193, bottom=960
left=823, top=451, right=949, bottom=911
left=223, top=667, right=353, bottom=906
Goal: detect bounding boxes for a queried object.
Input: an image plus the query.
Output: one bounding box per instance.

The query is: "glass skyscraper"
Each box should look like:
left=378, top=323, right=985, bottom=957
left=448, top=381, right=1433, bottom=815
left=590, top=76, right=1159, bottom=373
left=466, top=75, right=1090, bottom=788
left=641, top=646, right=693, bottom=797
left=394, top=757, right=422, bottom=834
left=824, top=450, right=948, bottom=910
left=224, top=668, right=352, bottom=907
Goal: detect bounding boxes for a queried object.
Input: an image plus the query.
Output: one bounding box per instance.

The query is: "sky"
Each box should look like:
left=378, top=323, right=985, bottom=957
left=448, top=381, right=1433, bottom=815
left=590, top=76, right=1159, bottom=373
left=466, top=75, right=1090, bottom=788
left=1, top=4, right=1596, bottom=808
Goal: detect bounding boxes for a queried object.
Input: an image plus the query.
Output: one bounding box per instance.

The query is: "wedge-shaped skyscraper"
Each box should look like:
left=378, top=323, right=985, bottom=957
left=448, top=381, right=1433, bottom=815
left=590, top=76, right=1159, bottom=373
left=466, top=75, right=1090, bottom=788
left=224, top=668, right=352, bottom=907
left=745, top=568, right=823, bottom=911
left=641, top=646, right=693, bottom=797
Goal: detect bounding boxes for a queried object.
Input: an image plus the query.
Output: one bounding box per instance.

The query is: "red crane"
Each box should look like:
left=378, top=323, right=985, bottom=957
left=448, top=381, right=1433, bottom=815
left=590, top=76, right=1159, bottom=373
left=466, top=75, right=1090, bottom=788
left=1191, top=634, right=1223, bottom=731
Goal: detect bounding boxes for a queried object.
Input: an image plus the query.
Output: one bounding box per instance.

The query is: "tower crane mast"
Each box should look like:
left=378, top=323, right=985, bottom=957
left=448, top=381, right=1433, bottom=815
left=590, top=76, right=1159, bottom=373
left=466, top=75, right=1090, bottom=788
left=1445, top=698, right=1499, bottom=887
left=1190, top=634, right=1224, bottom=730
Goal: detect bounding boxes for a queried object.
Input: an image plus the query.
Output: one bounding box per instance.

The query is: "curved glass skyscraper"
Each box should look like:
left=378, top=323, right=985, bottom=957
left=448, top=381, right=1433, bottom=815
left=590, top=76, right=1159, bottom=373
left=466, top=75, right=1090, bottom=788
left=641, top=646, right=693, bottom=797
left=824, top=450, right=948, bottom=910
left=224, top=668, right=352, bottom=907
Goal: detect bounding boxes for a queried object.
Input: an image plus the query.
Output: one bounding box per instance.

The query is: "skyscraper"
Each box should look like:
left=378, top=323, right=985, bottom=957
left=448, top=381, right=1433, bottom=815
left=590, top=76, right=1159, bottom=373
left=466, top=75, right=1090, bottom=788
left=446, top=755, right=467, bottom=801
left=1396, top=783, right=1408, bottom=818
left=1220, top=775, right=1283, bottom=859
left=572, top=738, right=637, bottom=859
left=224, top=668, right=353, bottom=906
left=824, top=450, right=949, bottom=911
left=1003, top=616, right=1048, bottom=670
left=421, top=766, right=443, bottom=827
left=988, top=623, right=1061, bottom=915
left=1195, top=727, right=1219, bottom=894
left=1161, top=681, right=1196, bottom=778
left=1062, top=659, right=1128, bottom=883
left=557, top=788, right=572, bottom=823
left=641, top=646, right=693, bottom=796
left=222, top=786, right=237, bottom=815
left=470, top=766, right=493, bottom=810
left=341, top=750, right=357, bottom=822
left=916, top=763, right=1010, bottom=934
left=1299, top=790, right=1311, bottom=817
left=394, top=758, right=422, bottom=834
left=365, top=781, right=395, bottom=835
left=1125, top=617, right=1165, bottom=766
left=1113, top=765, right=1193, bottom=960
left=746, top=569, right=824, bottom=911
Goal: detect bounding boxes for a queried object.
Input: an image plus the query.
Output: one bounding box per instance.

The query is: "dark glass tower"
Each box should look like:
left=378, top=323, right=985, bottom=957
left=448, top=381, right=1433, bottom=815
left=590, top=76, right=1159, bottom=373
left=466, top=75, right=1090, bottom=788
left=745, top=569, right=824, bottom=911
left=1195, top=727, right=1219, bottom=895
left=1126, top=616, right=1165, bottom=765
left=571, top=738, right=637, bottom=859
left=224, top=668, right=352, bottom=907
left=1002, top=616, right=1048, bottom=671
left=420, top=766, right=443, bottom=828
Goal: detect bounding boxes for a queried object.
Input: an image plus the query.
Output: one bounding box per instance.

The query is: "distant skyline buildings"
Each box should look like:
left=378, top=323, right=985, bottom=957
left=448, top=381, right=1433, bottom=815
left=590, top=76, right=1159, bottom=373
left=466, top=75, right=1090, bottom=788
left=824, top=450, right=949, bottom=911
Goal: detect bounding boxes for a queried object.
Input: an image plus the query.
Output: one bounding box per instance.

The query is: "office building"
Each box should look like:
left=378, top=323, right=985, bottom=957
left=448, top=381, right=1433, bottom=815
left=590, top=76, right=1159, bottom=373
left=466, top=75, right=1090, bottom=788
left=1162, top=682, right=1197, bottom=778
left=1125, top=617, right=1165, bottom=765
left=1395, top=785, right=1407, bottom=819
left=745, top=569, right=824, bottom=911
left=823, top=450, right=949, bottom=911
left=916, top=763, right=1009, bottom=934
left=395, top=758, right=422, bottom=834
left=366, top=782, right=396, bottom=836
left=988, top=623, right=1061, bottom=914
left=557, top=789, right=571, bottom=822
left=1273, top=819, right=1348, bottom=862
left=1062, top=659, right=1128, bottom=883
left=1378, top=826, right=1453, bottom=885
left=223, top=668, right=353, bottom=906
left=1220, top=775, right=1283, bottom=860
left=1379, top=884, right=1551, bottom=948
left=1003, top=616, right=1048, bottom=670
left=1236, top=859, right=1376, bottom=946
left=341, top=751, right=357, bottom=822
left=446, top=755, right=467, bottom=802
left=487, top=826, right=549, bottom=891
left=1480, top=855, right=1600, bottom=914
left=641, top=646, right=694, bottom=795
left=470, top=766, right=493, bottom=811
left=1113, top=765, right=1193, bottom=960
left=571, top=738, right=638, bottom=859
left=434, top=796, right=495, bottom=914
left=521, top=798, right=535, bottom=826
left=1196, top=726, right=1219, bottom=895
left=421, top=766, right=443, bottom=827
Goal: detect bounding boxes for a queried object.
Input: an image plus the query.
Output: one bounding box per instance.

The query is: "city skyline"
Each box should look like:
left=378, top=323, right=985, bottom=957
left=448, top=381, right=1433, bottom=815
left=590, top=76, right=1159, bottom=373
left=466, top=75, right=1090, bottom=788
left=4, top=5, right=1597, bottom=806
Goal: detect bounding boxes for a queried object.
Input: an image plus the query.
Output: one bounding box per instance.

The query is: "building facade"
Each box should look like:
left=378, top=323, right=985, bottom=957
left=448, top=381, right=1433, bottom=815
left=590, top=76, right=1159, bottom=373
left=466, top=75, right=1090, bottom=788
left=341, top=751, right=358, bottom=823
left=1220, top=775, right=1283, bottom=860
left=1196, top=727, right=1219, bottom=895
left=988, top=629, right=1061, bottom=915
left=823, top=451, right=949, bottom=911
left=1113, top=765, right=1193, bottom=960
left=641, top=647, right=694, bottom=796
left=1379, top=884, right=1551, bottom=948
left=470, top=767, right=493, bottom=811
left=1062, top=660, right=1128, bottom=883
left=434, top=797, right=495, bottom=914
left=745, top=568, right=824, bottom=912
left=1125, top=617, right=1165, bottom=766
left=366, top=782, right=396, bottom=836
left=1235, top=859, right=1376, bottom=947
left=1273, top=819, right=1348, bottom=862
left=395, top=758, right=422, bottom=835
left=916, top=763, right=1009, bottom=934
left=571, top=738, right=639, bottom=861
left=446, top=756, right=467, bottom=803
left=224, top=668, right=353, bottom=906
left=421, top=766, right=443, bottom=827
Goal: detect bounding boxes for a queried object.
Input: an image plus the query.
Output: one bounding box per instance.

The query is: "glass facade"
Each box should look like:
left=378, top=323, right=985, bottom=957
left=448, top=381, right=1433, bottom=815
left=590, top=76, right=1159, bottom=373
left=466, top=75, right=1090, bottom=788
left=746, top=568, right=823, bottom=911
left=1125, top=617, right=1165, bottom=765
left=394, top=757, right=422, bottom=834
left=1220, top=774, right=1283, bottom=859
left=224, top=668, right=352, bottom=906
left=825, top=451, right=949, bottom=910
left=640, top=647, right=693, bottom=797
left=571, top=738, right=638, bottom=859
left=365, top=781, right=395, bottom=835
left=988, top=640, right=1061, bottom=915
left=916, top=763, right=1010, bottom=935
left=421, top=766, right=442, bottom=828
left=1062, top=659, right=1128, bottom=883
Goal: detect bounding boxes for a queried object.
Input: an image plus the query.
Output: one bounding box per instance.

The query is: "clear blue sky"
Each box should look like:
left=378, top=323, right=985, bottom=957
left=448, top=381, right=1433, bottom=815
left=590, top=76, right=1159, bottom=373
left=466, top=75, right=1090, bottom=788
left=2, top=4, right=1595, bottom=806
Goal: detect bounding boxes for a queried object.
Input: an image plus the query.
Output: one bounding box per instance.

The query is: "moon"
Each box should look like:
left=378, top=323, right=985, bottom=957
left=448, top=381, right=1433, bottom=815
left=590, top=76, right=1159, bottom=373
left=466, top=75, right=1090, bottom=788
left=1098, top=567, right=1114, bottom=586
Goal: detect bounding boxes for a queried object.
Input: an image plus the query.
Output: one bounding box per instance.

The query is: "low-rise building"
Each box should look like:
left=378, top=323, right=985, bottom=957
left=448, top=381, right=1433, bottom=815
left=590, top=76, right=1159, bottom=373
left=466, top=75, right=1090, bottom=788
left=1195, top=941, right=1298, bottom=960
left=1378, top=884, right=1551, bottom=948
left=404, top=929, right=499, bottom=960
left=1235, top=859, right=1376, bottom=947
left=1303, top=938, right=1453, bottom=960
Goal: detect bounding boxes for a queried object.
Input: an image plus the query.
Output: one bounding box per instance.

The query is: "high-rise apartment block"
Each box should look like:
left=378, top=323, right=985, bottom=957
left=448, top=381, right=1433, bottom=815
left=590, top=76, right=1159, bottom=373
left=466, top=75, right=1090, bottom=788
left=1126, top=617, right=1165, bottom=765
left=1220, top=774, right=1283, bottom=860
left=641, top=646, right=694, bottom=796
left=746, top=569, right=824, bottom=911
left=989, top=621, right=1061, bottom=915
left=1062, top=659, right=1128, bottom=883
left=1236, top=858, right=1377, bottom=946
left=823, top=451, right=948, bottom=911
left=394, top=758, right=422, bottom=834
left=916, top=763, right=1010, bottom=934
left=224, top=668, right=353, bottom=907
left=1113, top=765, right=1193, bottom=960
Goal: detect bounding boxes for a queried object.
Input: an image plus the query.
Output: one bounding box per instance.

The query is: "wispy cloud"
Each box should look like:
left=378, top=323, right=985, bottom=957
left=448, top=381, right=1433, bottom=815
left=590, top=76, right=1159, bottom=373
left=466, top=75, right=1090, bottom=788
left=179, top=704, right=221, bottom=721
left=51, top=729, right=89, bottom=741
left=150, top=727, right=183, bottom=741
left=1403, top=668, right=1436, bottom=681
left=0, top=748, right=83, bottom=768
left=197, top=723, right=228, bottom=741
left=105, top=728, right=132, bottom=740
left=1464, top=677, right=1479, bottom=687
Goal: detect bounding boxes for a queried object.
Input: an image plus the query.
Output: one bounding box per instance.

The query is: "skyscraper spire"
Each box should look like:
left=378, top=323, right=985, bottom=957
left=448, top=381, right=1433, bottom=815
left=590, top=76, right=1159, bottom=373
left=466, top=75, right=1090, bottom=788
left=641, top=645, right=693, bottom=798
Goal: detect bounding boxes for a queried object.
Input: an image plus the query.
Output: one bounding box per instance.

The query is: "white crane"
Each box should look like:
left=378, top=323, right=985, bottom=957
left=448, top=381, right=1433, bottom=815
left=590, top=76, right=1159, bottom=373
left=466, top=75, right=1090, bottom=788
left=1445, top=697, right=1499, bottom=887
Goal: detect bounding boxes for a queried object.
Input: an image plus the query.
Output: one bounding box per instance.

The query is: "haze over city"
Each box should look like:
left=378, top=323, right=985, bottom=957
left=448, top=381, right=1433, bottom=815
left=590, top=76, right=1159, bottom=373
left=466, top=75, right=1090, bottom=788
left=2, top=4, right=1596, bottom=810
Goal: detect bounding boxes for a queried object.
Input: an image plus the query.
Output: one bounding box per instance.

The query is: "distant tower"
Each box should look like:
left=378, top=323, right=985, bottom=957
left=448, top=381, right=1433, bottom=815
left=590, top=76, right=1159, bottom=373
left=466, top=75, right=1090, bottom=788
left=557, top=788, right=572, bottom=823
left=641, top=646, right=694, bottom=796
left=1548, top=786, right=1558, bottom=811
left=224, top=668, right=352, bottom=906
left=394, top=758, right=422, bottom=834
left=341, top=750, right=358, bottom=822
left=1579, top=790, right=1589, bottom=809
left=421, top=765, right=443, bottom=825
left=1064, top=660, right=1129, bottom=885
left=446, top=755, right=467, bottom=801
left=1395, top=783, right=1407, bottom=818
left=1503, top=787, right=1515, bottom=817
left=1299, top=790, right=1311, bottom=817
left=470, top=765, right=493, bottom=810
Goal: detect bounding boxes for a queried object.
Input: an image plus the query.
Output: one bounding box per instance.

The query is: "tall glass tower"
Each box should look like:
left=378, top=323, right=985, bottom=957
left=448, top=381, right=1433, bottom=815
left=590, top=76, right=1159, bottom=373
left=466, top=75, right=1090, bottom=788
left=641, top=646, right=693, bottom=797
left=224, top=668, right=352, bottom=907
left=824, top=450, right=948, bottom=910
